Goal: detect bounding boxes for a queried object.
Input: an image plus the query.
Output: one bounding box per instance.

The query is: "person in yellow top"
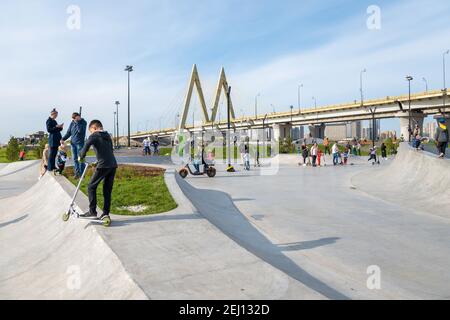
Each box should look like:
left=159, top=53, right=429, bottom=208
left=435, top=118, right=449, bottom=158
left=323, top=137, right=331, bottom=155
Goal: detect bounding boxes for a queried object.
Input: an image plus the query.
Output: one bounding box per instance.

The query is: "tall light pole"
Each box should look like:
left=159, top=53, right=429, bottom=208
left=271, top=104, right=276, bottom=114
left=312, top=96, right=317, bottom=110
left=255, top=93, right=260, bottom=119
left=360, top=69, right=367, bottom=106
left=298, top=84, right=303, bottom=113
left=443, top=50, right=449, bottom=114
left=226, top=86, right=235, bottom=172
left=406, top=75, right=414, bottom=142
left=113, top=111, right=117, bottom=147
left=115, top=101, right=120, bottom=148
left=124, top=65, right=134, bottom=148
left=290, top=105, right=294, bottom=123
left=175, top=113, right=180, bottom=129
left=422, top=77, right=428, bottom=93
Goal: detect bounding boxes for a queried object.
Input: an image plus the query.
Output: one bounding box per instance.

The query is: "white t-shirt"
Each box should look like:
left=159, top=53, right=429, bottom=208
left=332, top=144, right=339, bottom=154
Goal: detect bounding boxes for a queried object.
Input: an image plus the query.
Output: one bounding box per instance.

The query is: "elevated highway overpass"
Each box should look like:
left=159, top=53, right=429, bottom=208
left=132, top=89, right=449, bottom=142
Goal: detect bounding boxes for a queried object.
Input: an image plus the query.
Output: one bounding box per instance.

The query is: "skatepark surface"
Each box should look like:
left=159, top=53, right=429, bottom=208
left=1, top=144, right=449, bottom=299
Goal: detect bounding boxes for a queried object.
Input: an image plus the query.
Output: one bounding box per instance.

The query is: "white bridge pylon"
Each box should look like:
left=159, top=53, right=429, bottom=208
left=178, top=64, right=236, bottom=131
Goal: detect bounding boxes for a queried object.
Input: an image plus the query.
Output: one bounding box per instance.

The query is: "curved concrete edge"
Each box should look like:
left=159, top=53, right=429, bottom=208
left=0, top=173, right=148, bottom=300
left=0, top=160, right=40, bottom=177
left=351, top=143, right=450, bottom=219
left=121, top=162, right=196, bottom=214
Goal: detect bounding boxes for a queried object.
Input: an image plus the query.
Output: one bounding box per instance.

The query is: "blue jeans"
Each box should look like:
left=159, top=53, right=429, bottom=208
left=332, top=153, right=339, bottom=165
left=71, top=143, right=86, bottom=177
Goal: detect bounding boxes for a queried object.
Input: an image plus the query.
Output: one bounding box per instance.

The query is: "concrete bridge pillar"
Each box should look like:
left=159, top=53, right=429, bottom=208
left=273, top=123, right=292, bottom=141
left=395, top=111, right=426, bottom=140
left=308, top=124, right=326, bottom=139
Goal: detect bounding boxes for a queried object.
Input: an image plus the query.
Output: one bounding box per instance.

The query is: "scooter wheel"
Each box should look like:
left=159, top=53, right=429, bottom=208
left=206, top=167, right=216, bottom=178
left=62, top=212, right=70, bottom=222
left=179, top=169, right=188, bottom=179
left=102, top=216, right=112, bottom=227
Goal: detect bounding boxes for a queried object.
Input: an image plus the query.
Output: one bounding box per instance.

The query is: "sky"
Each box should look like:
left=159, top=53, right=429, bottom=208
left=0, top=0, right=450, bottom=143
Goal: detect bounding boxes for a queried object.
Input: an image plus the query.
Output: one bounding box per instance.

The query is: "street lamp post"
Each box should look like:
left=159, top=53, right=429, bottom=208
left=255, top=93, right=260, bottom=119
left=124, top=65, right=134, bottom=148
left=360, top=69, right=367, bottom=106
left=113, top=111, right=117, bottom=147
left=298, top=84, right=303, bottom=113
left=175, top=113, right=180, bottom=129
left=226, top=86, right=235, bottom=172
left=406, top=75, right=414, bottom=142
left=115, top=101, right=120, bottom=148
left=422, top=77, right=428, bottom=93
left=443, top=50, right=449, bottom=114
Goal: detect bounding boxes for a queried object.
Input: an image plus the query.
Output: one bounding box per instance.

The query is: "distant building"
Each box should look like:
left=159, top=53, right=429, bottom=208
left=364, top=119, right=381, bottom=140
left=291, top=126, right=305, bottom=140
left=26, top=131, right=46, bottom=145
left=424, top=121, right=437, bottom=138
left=380, top=130, right=397, bottom=140
left=324, top=121, right=361, bottom=141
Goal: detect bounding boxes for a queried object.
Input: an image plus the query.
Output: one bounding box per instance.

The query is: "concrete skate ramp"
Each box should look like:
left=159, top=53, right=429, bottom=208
left=0, top=174, right=147, bottom=300
left=352, top=143, right=450, bottom=219
left=0, top=160, right=39, bottom=177
left=0, top=161, right=40, bottom=199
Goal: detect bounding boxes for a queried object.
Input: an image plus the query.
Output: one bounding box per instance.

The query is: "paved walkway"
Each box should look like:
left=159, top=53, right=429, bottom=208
left=2, top=146, right=449, bottom=299
left=181, top=149, right=450, bottom=299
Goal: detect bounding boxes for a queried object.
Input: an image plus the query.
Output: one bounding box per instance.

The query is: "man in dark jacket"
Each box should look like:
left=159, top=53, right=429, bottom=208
left=46, top=108, right=64, bottom=171
left=61, top=112, right=87, bottom=178
left=79, top=120, right=117, bottom=219
left=435, top=118, right=449, bottom=158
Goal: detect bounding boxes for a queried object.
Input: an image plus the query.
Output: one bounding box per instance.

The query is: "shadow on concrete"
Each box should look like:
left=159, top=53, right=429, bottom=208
left=176, top=175, right=349, bottom=300
left=278, top=237, right=340, bottom=252
left=232, top=198, right=255, bottom=202
left=90, top=213, right=202, bottom=229
left=0, top=215, right=28, bottom=229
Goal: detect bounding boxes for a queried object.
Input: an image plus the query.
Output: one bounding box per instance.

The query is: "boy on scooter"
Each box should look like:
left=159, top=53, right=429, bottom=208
left=78, top=120, right=118, bottom=220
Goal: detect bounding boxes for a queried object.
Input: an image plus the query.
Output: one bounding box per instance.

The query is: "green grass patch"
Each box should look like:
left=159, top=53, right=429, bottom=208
left=0, top=147, right=40, bottom=163
left=64, top=165, right=177, bottom=216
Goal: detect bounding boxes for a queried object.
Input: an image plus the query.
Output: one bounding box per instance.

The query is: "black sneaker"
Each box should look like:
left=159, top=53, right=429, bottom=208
left=80, top=212, right=97, bottom=218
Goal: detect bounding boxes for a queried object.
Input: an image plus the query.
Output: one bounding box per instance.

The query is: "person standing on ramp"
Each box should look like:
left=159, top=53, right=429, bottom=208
left=435, top=118, right=449, bottom=158
left=78, top=120, right=118, bottom=220
left=46, top=108, right=64, bottom=172
left=61, top=112, right=87, bottom=179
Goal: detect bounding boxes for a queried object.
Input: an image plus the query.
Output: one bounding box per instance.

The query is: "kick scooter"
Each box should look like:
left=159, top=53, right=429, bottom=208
left=62, top=162, right=112, bottom=227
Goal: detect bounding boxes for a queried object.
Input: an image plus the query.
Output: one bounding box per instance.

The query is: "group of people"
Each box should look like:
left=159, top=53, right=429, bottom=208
left=41, top=108, right=118, bottom=220
left=142, top=137, right=160, bottom=156
left=299, top=138, right=364, bottom=167
left=42, top=108, right=87, bottom=178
